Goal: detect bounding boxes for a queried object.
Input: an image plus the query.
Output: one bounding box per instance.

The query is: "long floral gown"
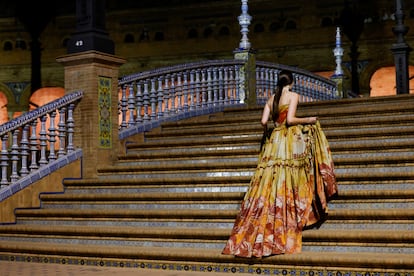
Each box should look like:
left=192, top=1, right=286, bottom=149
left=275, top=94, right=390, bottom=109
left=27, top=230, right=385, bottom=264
left=222, top=104, right=337, bottom=258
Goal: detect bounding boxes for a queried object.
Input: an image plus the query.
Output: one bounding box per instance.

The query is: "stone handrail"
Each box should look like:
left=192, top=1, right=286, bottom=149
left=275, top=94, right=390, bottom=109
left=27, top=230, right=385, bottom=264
left=0, top=91, right=83, bottom=193
left=118, top=60, right=339, bottom=138
left=256, top=62, right=339, bottom=104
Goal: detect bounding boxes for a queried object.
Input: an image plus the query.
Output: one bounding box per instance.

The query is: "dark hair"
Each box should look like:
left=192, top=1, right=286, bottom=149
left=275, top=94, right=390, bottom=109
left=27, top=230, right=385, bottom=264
left=272, top=70, right=293, bottom=121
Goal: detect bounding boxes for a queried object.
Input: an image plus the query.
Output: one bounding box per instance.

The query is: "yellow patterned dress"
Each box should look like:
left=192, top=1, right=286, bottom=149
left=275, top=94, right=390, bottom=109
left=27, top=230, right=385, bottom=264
left=222, top=105, right=337, bottom=258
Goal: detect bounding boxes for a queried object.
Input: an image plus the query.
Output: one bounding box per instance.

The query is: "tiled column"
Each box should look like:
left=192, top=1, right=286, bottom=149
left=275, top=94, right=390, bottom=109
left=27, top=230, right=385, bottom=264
left=56, top=51, right=126, bottom=178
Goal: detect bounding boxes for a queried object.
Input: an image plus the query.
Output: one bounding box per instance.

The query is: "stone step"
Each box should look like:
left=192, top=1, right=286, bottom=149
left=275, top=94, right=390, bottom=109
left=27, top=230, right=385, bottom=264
left=14, top=207, right=414, bottom=224
left=37, top=189, right=414, bottom=210
left=96, top=165, right=414, bottom=182
left=138, top=120, right=414, bottom=142
left=60, top=176, right=414, bottom=195
left=0, top=240, right=413, bottom=273
left=14, top=215, right=414, bottom=232
left=0, top=224, right=413, bottom=254
left=114, top=150, right=414, bottom=169
left=126, top=131, right=414, bottom=157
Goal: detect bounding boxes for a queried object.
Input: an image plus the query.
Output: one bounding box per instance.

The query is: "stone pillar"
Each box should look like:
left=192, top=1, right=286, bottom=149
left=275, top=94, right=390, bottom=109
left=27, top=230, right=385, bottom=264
left=56, top=51, right=125, bottom=178
left=391, top=0, right=411, bottom=94
left=234, top=49, right=256, bottom=106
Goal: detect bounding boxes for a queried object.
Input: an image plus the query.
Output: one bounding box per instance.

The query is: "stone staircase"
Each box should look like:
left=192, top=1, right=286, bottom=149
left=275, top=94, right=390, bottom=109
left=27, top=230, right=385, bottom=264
left=0, top=94, right=413, bottom=274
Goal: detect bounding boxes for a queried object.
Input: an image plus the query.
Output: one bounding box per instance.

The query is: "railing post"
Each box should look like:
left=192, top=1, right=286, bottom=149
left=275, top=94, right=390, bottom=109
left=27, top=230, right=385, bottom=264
left=234, top=49, right=257, bottom=106
left=234, top=0, right=256, bottom=106
left=331, top=27, right=345, bottom=98
left=56, top=51, right=126, bottom=178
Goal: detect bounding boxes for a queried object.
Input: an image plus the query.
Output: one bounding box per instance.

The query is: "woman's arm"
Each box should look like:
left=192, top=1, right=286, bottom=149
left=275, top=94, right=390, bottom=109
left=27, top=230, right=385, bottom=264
left=261, top=103, right=271, bottom=128
left=286, top=92, right=317, bottom=125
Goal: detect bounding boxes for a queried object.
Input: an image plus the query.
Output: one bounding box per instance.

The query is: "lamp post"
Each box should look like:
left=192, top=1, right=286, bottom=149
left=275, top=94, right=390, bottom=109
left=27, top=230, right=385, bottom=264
left=238, top=0, right=252, bottom=50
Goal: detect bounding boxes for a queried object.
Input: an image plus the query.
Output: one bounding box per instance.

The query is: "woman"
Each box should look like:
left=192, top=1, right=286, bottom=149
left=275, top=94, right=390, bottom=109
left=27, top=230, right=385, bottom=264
left=222, top=70, right=337, bottom=258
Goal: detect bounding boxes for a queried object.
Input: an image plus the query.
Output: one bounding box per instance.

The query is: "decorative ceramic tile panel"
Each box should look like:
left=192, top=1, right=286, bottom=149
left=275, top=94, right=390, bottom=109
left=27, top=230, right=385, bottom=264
left=98, top=76, right=112, bottom=148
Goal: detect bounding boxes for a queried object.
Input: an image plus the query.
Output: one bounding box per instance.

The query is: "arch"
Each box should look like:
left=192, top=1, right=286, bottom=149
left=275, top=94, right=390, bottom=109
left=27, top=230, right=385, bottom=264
left=370, top=66, right=414, bottom=97
left=218, top=26, right=230, bottom=36
left=30, top=87, right=65, bottom=109
left=188, top=28, right=198, bottom=39
left=15, top=38, right=27, bottom=50
left=3, top=41, right=13, bottom=51
left=285, top=20, right=297, bottom=30
left=358, top=57, right=394, bottom=96
left=154, top=31, right=164, bottom=41
left=254, top=23, right=265, bottom=33
left=0, top=93, right=8, bottom=124
left=124, top=33, right=135, bottom=43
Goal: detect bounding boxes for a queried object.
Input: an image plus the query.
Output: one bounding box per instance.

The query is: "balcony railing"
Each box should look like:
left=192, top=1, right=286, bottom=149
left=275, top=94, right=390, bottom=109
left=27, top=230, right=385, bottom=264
left=0, top=91, right=83, bottom=199
left=118, top=60, right=339, bottom=139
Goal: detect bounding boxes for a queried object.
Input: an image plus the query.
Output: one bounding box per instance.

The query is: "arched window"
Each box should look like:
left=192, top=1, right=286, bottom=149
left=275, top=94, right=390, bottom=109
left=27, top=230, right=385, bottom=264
left=188, top=28, right=198, bottom=39
left=254, top=23, right=265, bottom=33
left=219, top=26, right=230, bottom=36
left=15, top=39, right=27, bottom=50
left=124, top=33, right=135, bottom=43
left=3, top=41, right=13, bottom=51
left=285, top=20, right=297, bottom=30
left=154, top=31, right=164, bottom=41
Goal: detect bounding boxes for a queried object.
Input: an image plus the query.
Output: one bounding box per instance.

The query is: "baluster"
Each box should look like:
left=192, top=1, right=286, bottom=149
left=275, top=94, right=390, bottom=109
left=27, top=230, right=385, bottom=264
left=48, top=111, right=57, bottom=161
left=207, top=68, right=213, bottom=107
left=39, top=115, right=48, bottom=166
left=157, top=77, right=164, bottom=118
left=169, top=74, right=176, bottom=113
left=195, top=70, right=202, bottom=109
left=135, top=82, right=143, bottom=123
left=143, top=80, right=150, bottom=121
left=120, top=85, right=128, bottom=130
left=189, top=70, right=196, bottom=111
left=29, top=121, right=39, bottom=172
left=183, top=72, right=189, bottom=112
left=67, top=103, right=75, bottom=153
left=57, top=107, right=67, bottom=157
left=228, top=66, right=236, bottom=103
left=272, top=70, right=278, bottom=94
left=20, top=124, right=30, bottom=177
left=127, top=84, right=136, bottom=127
left=223, top=67, right=229, bottom=104
left=257, top=68, right=263, bottom=99
left=150, top=78, right=157, bottom=121
left=235, top=65, right=241, bottom=103
left=10, top=129, right=20, bottom=182
left=176, top=74, right=182, bottom=112
left=212, top=68, right=219, bottom=105
left=0, top=134, right=9, bottom=187
left=218, top=67, right=224, bottom=105
left=163, top=76, right=170, bottom=116
left=201, top=70, right=207, bottom=108
left=265, top=68, right=271, bottom=99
